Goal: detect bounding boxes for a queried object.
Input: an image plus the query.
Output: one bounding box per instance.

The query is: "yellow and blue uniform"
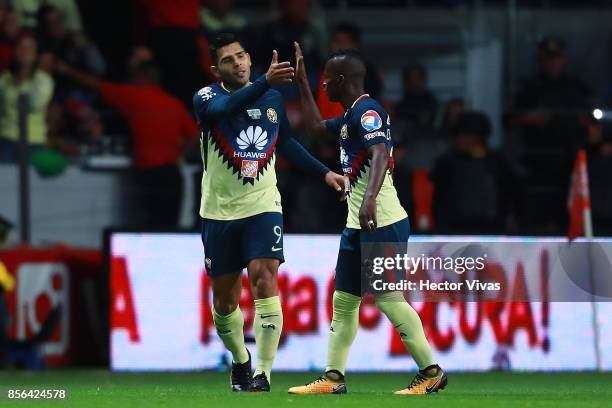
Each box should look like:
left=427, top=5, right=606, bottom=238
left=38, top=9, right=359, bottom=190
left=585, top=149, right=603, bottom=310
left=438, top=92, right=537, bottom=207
left=193, top=75, right=329, bottom=276
left=325, top=94, right=409, bottom=296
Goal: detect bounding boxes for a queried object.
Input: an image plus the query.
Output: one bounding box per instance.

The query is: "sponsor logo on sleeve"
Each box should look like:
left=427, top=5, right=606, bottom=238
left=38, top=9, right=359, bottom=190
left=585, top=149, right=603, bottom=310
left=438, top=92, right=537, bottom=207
left=340, top=124, right=348, bottom=139
left=340, top=146, right=349, bottom=166
left=360, top=110, right=382, bottom=131
left=267, top=108, right=278, bottom=123
left=247, top=109, right=262, bottom=119
left=198, top=86, right=216, bottom=101
left=363, top=131, right=386, bottom=140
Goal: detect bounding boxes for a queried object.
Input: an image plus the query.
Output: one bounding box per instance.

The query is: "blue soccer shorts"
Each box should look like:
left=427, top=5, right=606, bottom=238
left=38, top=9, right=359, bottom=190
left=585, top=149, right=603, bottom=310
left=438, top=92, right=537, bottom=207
left=334, top=217, right=410, bottom=296
left=201, top=211, right=284, bottom=276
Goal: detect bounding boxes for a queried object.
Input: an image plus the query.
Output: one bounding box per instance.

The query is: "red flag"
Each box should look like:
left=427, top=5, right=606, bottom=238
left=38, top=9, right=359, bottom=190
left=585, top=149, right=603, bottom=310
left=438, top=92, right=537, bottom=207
left=567, top=150, right=593, bottom=241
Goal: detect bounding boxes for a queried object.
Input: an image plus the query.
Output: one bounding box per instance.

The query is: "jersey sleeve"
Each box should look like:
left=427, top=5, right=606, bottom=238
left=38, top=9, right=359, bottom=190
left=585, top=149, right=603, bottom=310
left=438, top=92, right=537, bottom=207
left=324, top=115, right=343, bottom=137
left=193, top=75, right=269, bottom=123
left=277, top=102, right=329, bottom=177
left=355, top=107, right=389, bottom=148
left=276, top=101, right=294, bottom=146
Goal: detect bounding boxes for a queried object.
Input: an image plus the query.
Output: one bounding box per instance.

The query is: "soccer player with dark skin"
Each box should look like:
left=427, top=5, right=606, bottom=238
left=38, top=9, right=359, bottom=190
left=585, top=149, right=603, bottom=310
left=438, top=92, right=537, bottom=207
left=193, top=34, right=346, bottom=393
left=288, top=42, right=447, bottom=395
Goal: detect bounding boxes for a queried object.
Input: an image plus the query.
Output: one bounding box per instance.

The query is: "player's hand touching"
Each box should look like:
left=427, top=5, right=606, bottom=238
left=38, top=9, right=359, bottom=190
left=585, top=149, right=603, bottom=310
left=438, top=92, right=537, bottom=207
left=265, top=50, right=295, bottom=87
left=324, top=171, right=350, bottom=201
left=359, top=197, right=377, bottom=232
left=294, top=42, right=308, bottom=83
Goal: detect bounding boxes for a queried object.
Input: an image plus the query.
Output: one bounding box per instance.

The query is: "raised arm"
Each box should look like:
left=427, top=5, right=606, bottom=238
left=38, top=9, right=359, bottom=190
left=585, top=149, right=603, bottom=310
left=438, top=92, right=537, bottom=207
left=195, top=50, right=294, bottom=121
left=194, top=75, right=269, bottom=120
left=55, top=60, right=101, bottom=89
left=294, top=42, right=333, bottom=139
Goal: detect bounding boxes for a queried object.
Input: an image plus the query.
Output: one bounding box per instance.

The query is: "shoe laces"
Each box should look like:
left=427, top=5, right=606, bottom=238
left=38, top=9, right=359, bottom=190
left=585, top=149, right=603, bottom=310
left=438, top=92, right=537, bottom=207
left=306, top=376, right=328, bottom=386
left=407, top=373, right=427, bottom=389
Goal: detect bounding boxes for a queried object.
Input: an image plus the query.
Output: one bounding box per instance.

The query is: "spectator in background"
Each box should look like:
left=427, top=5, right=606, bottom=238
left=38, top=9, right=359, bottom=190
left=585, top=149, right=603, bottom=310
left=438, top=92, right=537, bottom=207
left=395, top=64, right=438, bottom=130
left=140, top=0, right=204, bottom=107
left=440, top=97, right=465, bottom=138
left=507, top=37, right=591, bottom=232
left=0, top=33, right=54, bottom=162
left=199, top=0, right=248, bottom=85
left=127, top=45, right=154, bottom=73
left=258, top=0, right=324, bottom=87
left=55, top=55, right=199, bottom=228
left=11, top=0, right=83, bottom=31
left=200, top=0, right=247, bottom=39
left=0, top=6, right=21, bottom=72
left=37, top=6, right=105, bottom=154
left=392, top=64, right=442, bottom=171
left=586, top=120, right=612, bottom=235
left=317, top=22, right=384, bottom=120
left=431, top=112, right=518, bottom=234
left=37, top=6, right=106, bottom=93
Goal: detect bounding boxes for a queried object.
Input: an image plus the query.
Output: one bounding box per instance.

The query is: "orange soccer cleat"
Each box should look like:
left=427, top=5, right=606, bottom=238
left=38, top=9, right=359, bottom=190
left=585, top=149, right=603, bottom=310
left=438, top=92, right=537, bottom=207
left=394, top=365, right=447, bottom=395
left=288, top=370, right=347, bottom=395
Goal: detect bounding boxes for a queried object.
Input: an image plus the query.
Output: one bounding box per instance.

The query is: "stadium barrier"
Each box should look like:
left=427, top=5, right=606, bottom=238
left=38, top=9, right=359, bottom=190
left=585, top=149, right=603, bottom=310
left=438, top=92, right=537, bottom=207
left=109, top=233, right=612, bottom=372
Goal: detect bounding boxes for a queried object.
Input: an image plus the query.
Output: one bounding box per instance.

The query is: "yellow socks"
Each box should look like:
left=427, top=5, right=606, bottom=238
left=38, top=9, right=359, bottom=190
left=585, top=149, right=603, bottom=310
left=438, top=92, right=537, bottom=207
left=212, top=306, right=249, bottom=364
left=375, top=291, right=436, bottom=369
left=253, top=296, right=283, bottom=380
left=325, top=290, right=362, bottom=375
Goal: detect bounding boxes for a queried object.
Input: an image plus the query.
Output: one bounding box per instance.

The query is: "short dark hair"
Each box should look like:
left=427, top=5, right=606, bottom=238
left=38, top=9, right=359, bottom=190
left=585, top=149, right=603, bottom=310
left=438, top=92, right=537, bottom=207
left=453, top=111, right=491, bottom=140
left=328, top=48, right=366, bottom=66
left=333, top=22, right=362, bottom=45
left=209, top=33, right=241, bottom=63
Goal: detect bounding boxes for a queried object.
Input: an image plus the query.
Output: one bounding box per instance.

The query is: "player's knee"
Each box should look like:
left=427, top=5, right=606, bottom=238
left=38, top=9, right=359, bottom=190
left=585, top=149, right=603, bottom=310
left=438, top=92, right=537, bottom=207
left=374, top=291, right=405, bottom=309
left=213, top=297, right=239, bottom=316
left=248, top=263, right=277, bottom=298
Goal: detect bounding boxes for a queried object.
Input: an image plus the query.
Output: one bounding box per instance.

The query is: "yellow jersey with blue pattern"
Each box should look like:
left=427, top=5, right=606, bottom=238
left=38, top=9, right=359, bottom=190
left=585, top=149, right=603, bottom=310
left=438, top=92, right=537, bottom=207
left=193, top=75, right=329, bottom=221
left=325, top=94, right=407, bottom=229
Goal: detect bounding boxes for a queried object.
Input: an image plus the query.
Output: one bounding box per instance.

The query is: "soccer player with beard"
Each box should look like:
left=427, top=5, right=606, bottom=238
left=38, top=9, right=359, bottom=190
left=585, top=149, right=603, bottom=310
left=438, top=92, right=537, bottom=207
left=193, top=34, right=346, bottom=392
left=288, top=43, right=447, bottom=395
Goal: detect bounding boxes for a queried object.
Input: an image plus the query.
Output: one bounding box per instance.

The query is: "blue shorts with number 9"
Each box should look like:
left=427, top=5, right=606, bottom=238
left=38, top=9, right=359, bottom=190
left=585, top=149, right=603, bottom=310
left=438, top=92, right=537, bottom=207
left=201, top=212, right=284, bottom=277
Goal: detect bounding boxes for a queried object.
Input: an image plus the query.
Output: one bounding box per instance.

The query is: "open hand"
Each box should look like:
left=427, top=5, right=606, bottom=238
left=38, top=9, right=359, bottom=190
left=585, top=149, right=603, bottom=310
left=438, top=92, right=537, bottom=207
left=265, top=50, right=294, bottom=87
left=294, top=42, right=307, bottom=83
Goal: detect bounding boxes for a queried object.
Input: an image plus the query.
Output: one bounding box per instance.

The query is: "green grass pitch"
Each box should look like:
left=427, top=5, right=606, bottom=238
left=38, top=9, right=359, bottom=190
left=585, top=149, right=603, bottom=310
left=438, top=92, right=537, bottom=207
left=0, top=370, right=611, bottom=408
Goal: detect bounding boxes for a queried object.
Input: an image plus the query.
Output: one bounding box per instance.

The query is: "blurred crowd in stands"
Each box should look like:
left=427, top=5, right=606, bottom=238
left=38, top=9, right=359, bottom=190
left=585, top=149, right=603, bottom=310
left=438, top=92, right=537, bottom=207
left=0, top=0, right=611, bottom=236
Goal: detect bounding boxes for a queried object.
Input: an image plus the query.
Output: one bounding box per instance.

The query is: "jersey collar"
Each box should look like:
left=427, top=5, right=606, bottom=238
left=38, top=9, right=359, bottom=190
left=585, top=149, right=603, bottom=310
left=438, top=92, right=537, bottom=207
left=350, top=94, right=370, bottom=109
left=220, top=81, right=253, bottom=94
